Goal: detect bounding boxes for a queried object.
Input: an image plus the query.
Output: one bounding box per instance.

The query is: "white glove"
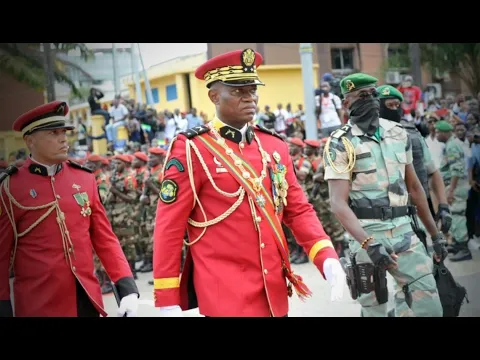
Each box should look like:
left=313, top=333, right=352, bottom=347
left=159, top=305, right=183, bottom=317
left=323, top=258, right=346, bottom=302
left=117, top=293, right=139, bottom=317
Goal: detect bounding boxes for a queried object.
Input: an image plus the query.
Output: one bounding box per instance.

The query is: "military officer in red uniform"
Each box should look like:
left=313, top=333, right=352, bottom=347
left=153, top=49, right=346, bottom=317
left=0, top=101, right=139, bottom=317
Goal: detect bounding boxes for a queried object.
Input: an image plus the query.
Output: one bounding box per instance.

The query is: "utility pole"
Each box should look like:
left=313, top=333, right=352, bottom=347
left=299, top=43, right=317, bottom=140
left=43, top=43, right=56, bottom=102
left=130, top=43, right=143, bottom=105
left=137, top=43, right=154, bottom=105
left=409, top=43, right=422, bottom=88
left=112, top=43, right=120, bottom=96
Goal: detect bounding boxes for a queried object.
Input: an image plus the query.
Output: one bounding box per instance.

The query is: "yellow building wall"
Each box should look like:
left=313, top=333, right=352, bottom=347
left=188, top=72, right=216, bottom=121
left=127, top=66, right=319, bottom=122
left=132, top=74, right=190, bottom=113
left=0, top=131, right=26, bottom=162
left=255, top=67, right=319, bottom=111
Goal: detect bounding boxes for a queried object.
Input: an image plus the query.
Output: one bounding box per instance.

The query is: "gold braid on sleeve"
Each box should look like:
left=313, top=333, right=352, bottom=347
left=322, top=136, right=356, bottom=174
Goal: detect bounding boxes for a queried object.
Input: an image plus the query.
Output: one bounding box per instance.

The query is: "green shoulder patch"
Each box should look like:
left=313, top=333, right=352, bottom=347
left=328, top=150, right=336, bottom=162
left=160, top=179, right=179, bottom=204
left=165, top=158, right=185, bottom=173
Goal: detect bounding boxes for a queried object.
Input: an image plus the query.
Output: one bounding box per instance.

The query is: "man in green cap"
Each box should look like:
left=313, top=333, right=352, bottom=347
left=435, top=120, right=472, bottom=261
left=376, top=85, right=452, bottom=240
left=324, top=73, right=447, bottom=317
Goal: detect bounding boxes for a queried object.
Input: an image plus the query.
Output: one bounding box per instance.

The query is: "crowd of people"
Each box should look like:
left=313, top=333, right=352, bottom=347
left=0, top=45, right=477, bottom=317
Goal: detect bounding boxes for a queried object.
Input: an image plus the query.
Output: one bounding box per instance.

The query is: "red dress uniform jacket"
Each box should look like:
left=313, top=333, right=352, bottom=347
left=0, top=159, right=138, bottom=317
left=153, top=125, right=338, bottom=317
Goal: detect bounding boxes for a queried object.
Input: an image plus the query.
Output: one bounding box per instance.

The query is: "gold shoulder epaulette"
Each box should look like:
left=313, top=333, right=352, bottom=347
left=331, top=124, right=352, bottom=139
left=255, top=125, right=285, bottom=141
left=67, top=160, right=93, bottom=173
left=0, top=166, right=18, bottom=184
left=179, top=125, right=210, bottom=139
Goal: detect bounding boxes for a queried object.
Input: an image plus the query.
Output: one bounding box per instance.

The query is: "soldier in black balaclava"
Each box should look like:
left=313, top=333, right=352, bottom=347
left=377, top=84, right=452, bottom=243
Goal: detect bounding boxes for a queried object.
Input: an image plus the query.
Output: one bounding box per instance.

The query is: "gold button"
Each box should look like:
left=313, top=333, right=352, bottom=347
left=256, top=216, right=262, bottom=223
left=260, top=243, right=265, bottom=249
left=239, top=142, right=245, bottom=148
left=51, top=177, right=55, bottom=182
left=68, top=248, right=72, bottom=253
left=56, top=195, right=61, bottom=199
left=264, top=269, right=268, bottom=274
left=72, top=266, right=76, bottom=272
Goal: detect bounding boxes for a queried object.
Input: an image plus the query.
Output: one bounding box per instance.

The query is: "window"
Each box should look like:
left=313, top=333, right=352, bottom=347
left=166, top=84, right=178, bottom=101
left=146, top=88, right=160, bottom=104
left=331, top=48, right=354, bottom=70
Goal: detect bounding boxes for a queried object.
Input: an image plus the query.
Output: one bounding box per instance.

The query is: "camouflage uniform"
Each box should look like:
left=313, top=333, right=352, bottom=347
left=314, top=162, right=345, bottom=245
left=287, top=154, right=314, bottom=263
left=325, top=119, right=443, bottom=317
left=133, top=166, right=150, bottom=264
left=107, top=169, right=138, bottom=271
left=93, top=168, right=114, bottom=294
left=143, top=165, right=163, bottom=267
left=439, top=136, right=469, bottom=245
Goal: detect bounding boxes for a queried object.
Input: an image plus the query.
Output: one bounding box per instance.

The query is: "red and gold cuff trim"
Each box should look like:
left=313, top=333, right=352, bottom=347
left=153, top=277, right=180, bottom=290
left=308, top=239, right=334, bottom=262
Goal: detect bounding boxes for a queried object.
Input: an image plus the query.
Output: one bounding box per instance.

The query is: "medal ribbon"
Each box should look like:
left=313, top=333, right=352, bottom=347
left=195, top=133, right=312, bottom=300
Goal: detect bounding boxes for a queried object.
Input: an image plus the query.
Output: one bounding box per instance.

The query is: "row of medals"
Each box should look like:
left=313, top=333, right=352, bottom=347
left=210, top=125, right=288, bottom=213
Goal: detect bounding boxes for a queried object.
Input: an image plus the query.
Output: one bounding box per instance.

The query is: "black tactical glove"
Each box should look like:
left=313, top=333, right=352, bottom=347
left=435, top=203, right=452, bottom=233
left=431, top=232, right=448, bottom=262
left=366, top=243, right=396, bottom=269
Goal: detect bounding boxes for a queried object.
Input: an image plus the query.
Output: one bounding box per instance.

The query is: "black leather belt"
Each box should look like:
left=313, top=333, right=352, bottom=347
left=351, top=206, right=413, bottom=221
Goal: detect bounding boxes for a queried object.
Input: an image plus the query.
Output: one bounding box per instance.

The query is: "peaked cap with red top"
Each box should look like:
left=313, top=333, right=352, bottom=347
left=304, top=139, right=321, bottom=148
left=195, top=48, right=265, bottom=88
left=288, top=137, right=305, bottom=147
left=13, top=101, right=74, bottom=137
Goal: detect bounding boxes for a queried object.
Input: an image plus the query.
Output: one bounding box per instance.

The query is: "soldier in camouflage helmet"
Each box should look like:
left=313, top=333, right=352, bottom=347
left=106, top=154, right=139, bottom=278
left=324, top=73, right=447, bottom=317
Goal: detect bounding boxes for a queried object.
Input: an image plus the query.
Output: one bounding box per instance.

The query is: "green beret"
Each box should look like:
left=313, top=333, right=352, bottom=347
left=340, top=73, right=378, bottom=95
left=376, top=85, right=404, bottom=102
left=435, top=120, right=454, bottom=132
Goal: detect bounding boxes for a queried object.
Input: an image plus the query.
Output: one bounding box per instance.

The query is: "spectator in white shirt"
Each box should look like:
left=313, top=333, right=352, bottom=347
left=106, top=98, right=129, bottom=144
left=315, top=81, right=343, bottom=137
left=274, top=103, right=288, bottom=135
left=425, top=114, right=445, bottom=169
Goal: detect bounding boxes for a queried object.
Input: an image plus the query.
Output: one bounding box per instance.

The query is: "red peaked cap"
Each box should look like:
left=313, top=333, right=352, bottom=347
left=13, top=101, right=74, bottom=136
left=114, top=154, right=132, bottom=163
left=86, top=154, right=103, bottom=163
left=134, top=151, right=148, bottom=162
left=304, top=139, right=321, bottom=148
left=194, top=48, right=265, bottom=88
left=149, top=147, right=167, bottom=155
left=288, top=137, right=305, bottom=147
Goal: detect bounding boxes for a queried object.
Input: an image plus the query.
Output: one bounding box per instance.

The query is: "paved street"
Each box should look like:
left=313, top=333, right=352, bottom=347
left=103, top=244, right=480, bottom=317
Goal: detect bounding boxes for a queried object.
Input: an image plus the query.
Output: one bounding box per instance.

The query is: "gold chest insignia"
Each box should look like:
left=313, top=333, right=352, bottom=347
left=242, top=49, right=255, bottom=67
left=346, top=80, right=355, bottom=92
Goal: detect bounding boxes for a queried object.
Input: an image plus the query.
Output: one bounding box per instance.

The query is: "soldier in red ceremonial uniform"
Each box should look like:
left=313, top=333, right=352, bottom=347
left=153, top=48, right=346, bottom=317
left=0, top=101, right=139, bottom=317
